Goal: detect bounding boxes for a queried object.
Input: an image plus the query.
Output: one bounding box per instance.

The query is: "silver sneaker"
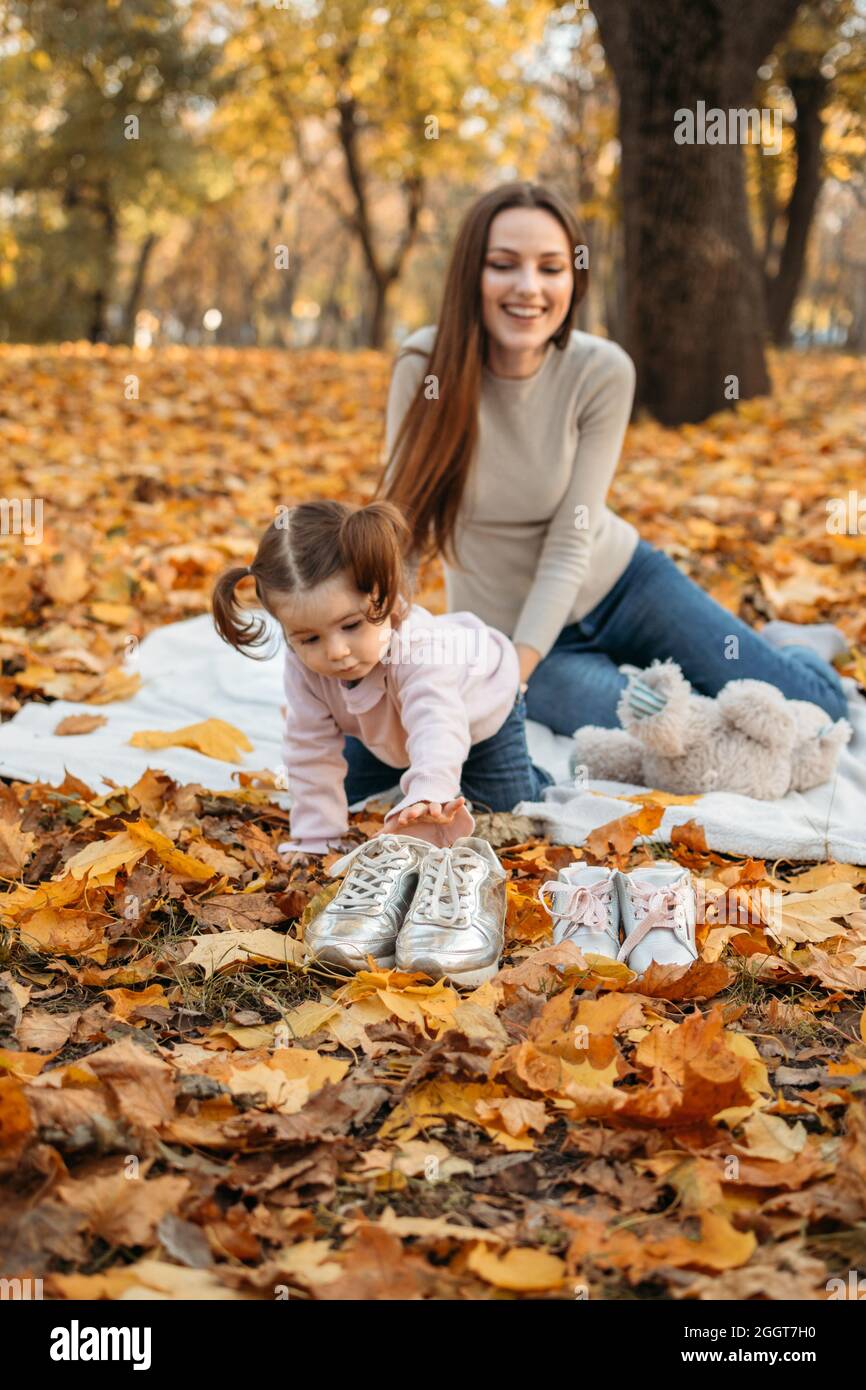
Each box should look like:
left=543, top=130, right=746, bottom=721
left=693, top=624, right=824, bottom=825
left=538, top=864, right=620, bottom=959
left=395, top=836, right=507, bottom=988
left=304, top=832, right=433, bottom=974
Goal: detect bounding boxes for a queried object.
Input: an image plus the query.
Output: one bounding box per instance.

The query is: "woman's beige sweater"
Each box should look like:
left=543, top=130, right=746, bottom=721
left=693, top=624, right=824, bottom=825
left=384, top=324, right=639, bottom=661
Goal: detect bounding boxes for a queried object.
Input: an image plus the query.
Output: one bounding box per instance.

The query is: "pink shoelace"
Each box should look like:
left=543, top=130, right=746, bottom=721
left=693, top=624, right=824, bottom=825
left=617, top=881, right=692, bottom=964
left=538, top=879, right=614, bottom=941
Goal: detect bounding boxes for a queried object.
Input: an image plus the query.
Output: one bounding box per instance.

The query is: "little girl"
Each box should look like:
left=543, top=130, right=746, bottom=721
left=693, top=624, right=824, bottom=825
left=211, top=499, right=553, bottom=860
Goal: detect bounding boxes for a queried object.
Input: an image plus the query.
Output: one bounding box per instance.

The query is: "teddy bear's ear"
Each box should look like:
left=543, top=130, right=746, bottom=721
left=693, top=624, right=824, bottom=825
left=716, top=680, right=796, bottom=748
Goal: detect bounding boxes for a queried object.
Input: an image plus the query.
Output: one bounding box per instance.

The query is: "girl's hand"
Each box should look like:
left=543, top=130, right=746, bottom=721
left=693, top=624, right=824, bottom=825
left=388, top=796, right=466, bottom=829
left=282, top=849, right=314, bottom=868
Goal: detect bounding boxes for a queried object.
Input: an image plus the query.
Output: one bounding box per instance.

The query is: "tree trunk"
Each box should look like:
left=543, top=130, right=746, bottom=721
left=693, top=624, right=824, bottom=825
left=592, top=0, right=803, bottom=425
left=87, top=185, right=118, bottom=343
left=766, top=73, right=828, bottom=345
left=120, top=232, right=157, bottom=345
left=335, top=82, right=424, bottom=348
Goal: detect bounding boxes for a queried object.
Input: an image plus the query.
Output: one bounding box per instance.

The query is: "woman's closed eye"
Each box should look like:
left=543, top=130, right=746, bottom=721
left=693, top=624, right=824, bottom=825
left=487, top=261, right=566, bottom=274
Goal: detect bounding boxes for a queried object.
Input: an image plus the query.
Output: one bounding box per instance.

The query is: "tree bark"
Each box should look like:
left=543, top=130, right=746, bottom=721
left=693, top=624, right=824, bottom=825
left=335, top=84, right=424, bottom=348
left=766, top=72, right=828, bottom=344
left=592, top=0, right=803, bottom=424
left=120, top=233, right=157, bottom=345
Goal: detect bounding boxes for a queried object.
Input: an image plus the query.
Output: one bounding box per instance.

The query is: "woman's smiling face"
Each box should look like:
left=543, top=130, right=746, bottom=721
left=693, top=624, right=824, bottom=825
left=480, top=207, right=574, bottom=372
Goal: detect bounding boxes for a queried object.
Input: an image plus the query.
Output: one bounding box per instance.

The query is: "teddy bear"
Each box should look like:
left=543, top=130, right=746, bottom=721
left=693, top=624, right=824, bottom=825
left=569, top=660, right=852, bottom=800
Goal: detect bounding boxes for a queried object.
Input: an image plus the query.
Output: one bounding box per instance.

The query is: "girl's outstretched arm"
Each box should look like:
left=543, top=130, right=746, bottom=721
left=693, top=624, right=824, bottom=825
left=280, top=652, right=350, bottom=854
left=384, top=652, right=476, bottom=842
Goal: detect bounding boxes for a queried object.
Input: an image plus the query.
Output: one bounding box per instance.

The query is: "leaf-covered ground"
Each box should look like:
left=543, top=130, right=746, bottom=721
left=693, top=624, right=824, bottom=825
left=1, top=344, right=865, bottom=1300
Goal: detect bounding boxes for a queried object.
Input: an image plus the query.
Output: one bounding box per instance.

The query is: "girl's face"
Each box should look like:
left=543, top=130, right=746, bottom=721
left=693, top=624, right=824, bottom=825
left=276, top=572, right=393, bottom=681
left=480, top=207, right=574, bottom=370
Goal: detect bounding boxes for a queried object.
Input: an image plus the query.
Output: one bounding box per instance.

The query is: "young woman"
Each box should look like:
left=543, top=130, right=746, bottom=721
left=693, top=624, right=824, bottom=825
left=377, top=181, right=847, bottom=741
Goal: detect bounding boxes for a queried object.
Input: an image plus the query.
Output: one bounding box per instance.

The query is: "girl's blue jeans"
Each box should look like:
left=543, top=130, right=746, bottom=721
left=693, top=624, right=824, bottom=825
left=524, top=538, right=848, bottom=735
left=342, top=690, right=554, bottom=814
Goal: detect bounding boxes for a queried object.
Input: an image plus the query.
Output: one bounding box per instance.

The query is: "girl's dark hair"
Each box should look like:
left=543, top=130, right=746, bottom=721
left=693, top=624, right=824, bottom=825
left=378, top=181, right=587, bottom=566
left=212, top=499, right=412, bottom=658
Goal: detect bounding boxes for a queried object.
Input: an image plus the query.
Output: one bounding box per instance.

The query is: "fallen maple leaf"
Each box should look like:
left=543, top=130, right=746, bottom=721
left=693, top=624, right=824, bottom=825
left=129, top=717, right=253, bottom=763
left=465, top=1241, right=566, bottom=1291
left=585, top=804, right=665, bottom=861
left=182, top=928, right=306, bottom=978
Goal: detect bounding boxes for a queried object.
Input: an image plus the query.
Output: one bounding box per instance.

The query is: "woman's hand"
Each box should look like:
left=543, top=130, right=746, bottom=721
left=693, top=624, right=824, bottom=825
left=514, top=642, right=541, bottom=689
left=388, top=796, right=467, bottom=829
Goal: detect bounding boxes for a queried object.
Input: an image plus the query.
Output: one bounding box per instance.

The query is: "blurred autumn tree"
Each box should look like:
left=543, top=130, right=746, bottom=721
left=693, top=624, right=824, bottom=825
left=591, top=0, right=806, bottom=425
left=0, top=0, right=865, bottom=391
left=0, top=0, right=226, bottom=343
left=216, top=0, right=553, bottom=347
left=758, top=0, right=866, bottom=344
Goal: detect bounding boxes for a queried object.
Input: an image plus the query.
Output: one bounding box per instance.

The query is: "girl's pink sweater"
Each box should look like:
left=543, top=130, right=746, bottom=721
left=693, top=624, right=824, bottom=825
left=278, top=603, right=520, bottom=853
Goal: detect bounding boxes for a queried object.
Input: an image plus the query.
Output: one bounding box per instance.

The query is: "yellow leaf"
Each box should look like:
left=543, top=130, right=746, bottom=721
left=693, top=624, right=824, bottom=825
left=129, top=717, right=252, bottom=763
left=63, top=831, right=149, bottom=883
left=466, top=1242, right=566, bottom=1291
left=125, top=820, right=215, bottom=881
left=88, top=601, right=136, bottom=627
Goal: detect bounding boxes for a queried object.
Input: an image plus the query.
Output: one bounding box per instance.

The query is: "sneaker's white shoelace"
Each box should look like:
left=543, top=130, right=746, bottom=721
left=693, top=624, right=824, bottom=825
left=538, top=880, right=613, bottom=939
left=412, top=846, right=480, bottom=928
left=617, top=882, right=691, bottom=963
left=327, top=835, right=413, bottom=912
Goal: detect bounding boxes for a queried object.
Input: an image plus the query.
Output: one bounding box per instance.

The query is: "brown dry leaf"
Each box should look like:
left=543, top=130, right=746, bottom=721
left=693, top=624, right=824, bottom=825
left=0, top=813, right=36, bottom=878
left=635, top=959, right=735, bottom=1000
left=585, top=804, right=665, bottom=861
left=129, top=717, right=253, bottom=763
left=53, top=713, right=108, bottom=735
left=761, top=883, right=863, bottom=944
left=56, top=1172, right=190, bottom=1246
left=182, top=928, right=306, bottom=978
left=733, top=1111, right=808, bottom=1162
left=103, top=984, right=169, bottom=1022
left=378, top=1078, right=537, bottom=1151
left=505, top=882, right=552, bottom=943
left=342, top=1206, right=495, bottom=1243
left=803, top=947, right=866, bottom=992
left=71, top=1036, right=177, bottom=1131
left=765, top=862, right=864, bottom=892
left=47, top=1259, right=258, bottom=1300
left=475, top=1095, right=551, bottom=1138
left=621, top=790, right=702, bottom=808
left=565, top=1209, right=755, bottom=1279
left=17, top=907, right=111, bottom=958
left=670, top=819, right=709, bottom=853
left=190, top=891, right=289, bottom=932
left=321, top=1225, right=439, bottom=1300
left=0, top=1074, right=34, bottom=1167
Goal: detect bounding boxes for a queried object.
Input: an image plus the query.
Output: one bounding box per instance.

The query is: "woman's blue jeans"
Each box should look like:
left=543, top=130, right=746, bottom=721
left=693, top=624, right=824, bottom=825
left=524, top=538, right=848, bottom=735
left=342, top=690, right=554, bottom=813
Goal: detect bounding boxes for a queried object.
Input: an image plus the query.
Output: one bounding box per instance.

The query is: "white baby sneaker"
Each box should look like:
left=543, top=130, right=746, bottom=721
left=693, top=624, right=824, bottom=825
left=396, top=836, right=506, bottom=988
left=616, top=863, right=698, bottom=973
left=304, top=832, right=433, bottom=974
left=538, top=865, right=620, bottom=959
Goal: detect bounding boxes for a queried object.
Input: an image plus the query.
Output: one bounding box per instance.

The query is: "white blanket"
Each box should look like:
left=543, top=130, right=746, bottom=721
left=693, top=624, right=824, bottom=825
left=1, top=612, right=864, bottom=864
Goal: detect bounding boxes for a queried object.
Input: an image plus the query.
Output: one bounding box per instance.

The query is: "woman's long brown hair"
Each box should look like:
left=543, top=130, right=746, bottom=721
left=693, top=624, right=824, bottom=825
left=377, top=181, right=588, bottom=568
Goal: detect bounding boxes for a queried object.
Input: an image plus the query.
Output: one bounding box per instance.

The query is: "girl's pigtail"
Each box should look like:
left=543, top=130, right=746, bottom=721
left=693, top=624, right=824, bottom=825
left=340, top=502, right=412, bottom=621
left=211, top=565, right=270, bottom=658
